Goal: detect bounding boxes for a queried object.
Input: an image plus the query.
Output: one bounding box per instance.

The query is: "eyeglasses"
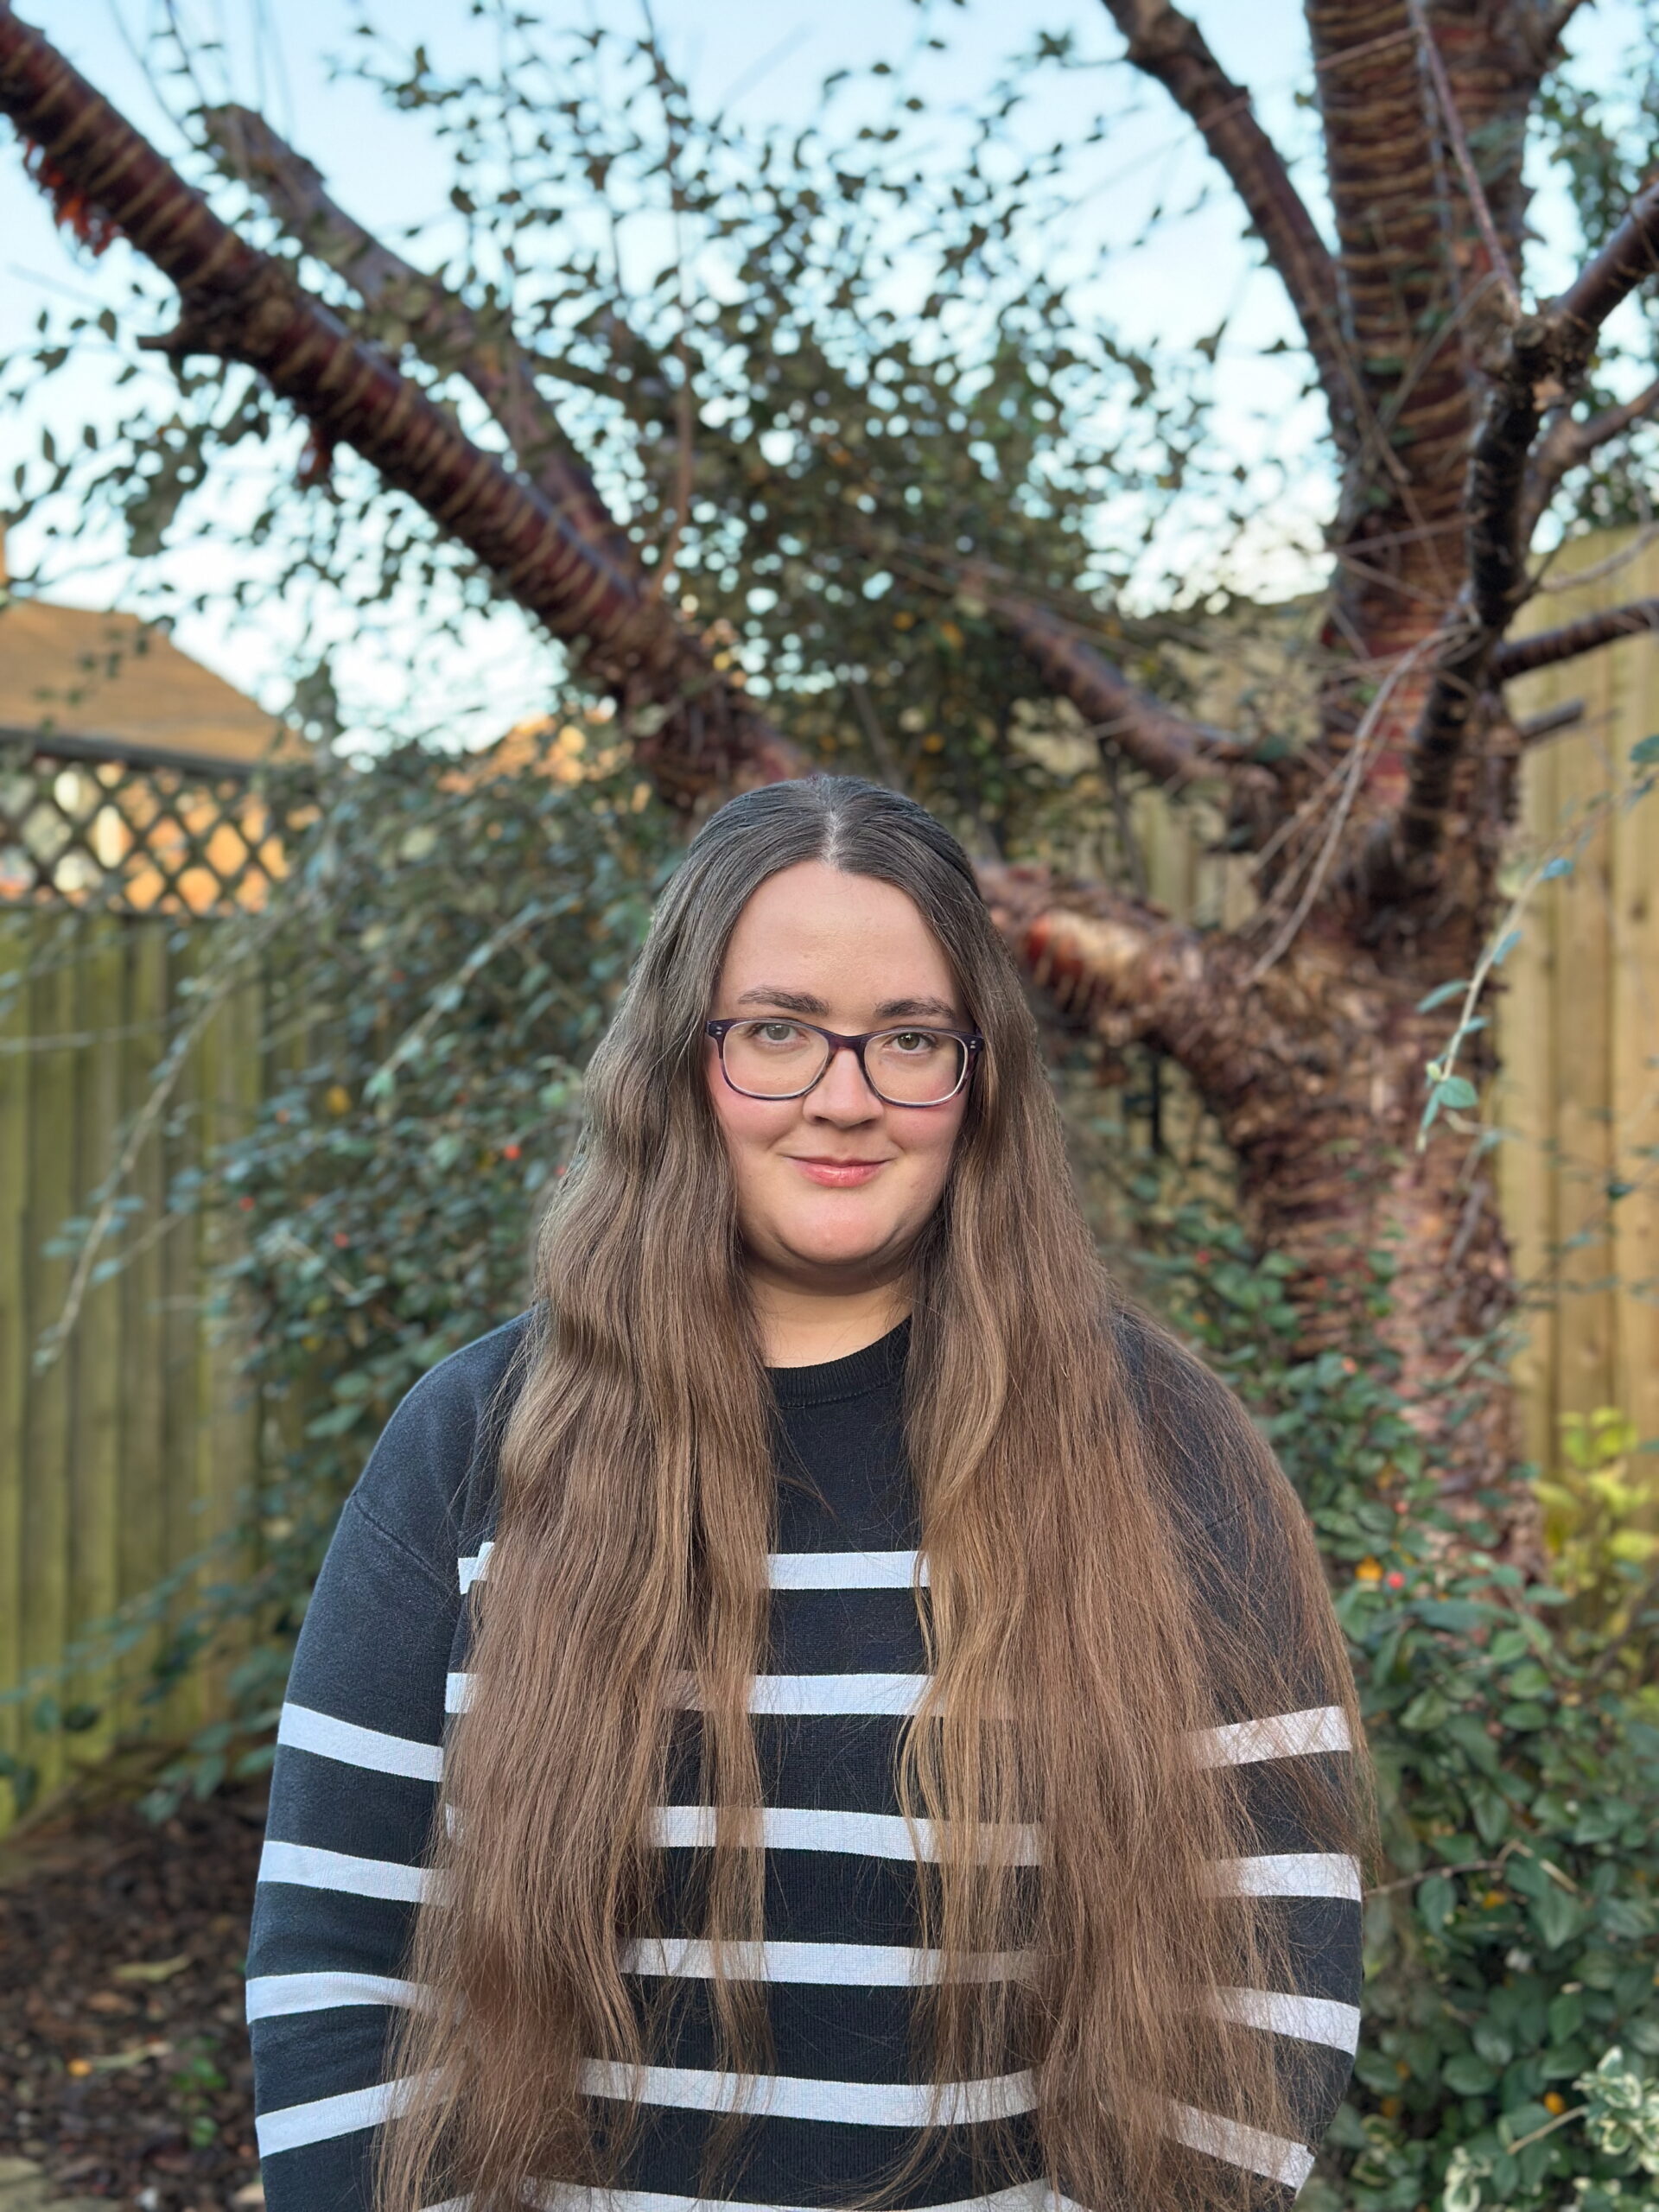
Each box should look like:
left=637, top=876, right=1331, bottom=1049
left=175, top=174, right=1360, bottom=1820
left=705, top=1016, right=984, bottom=1108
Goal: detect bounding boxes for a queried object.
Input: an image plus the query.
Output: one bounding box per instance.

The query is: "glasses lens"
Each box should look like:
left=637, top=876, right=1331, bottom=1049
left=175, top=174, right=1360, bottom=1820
left=868, top=1028, right=965, bottom=1104
left=721, top=1019, right=831, bottom=1097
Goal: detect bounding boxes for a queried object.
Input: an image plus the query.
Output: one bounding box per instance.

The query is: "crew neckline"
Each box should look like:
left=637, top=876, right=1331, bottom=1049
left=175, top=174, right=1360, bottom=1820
left=766, top=1316, right=911, bottom=1408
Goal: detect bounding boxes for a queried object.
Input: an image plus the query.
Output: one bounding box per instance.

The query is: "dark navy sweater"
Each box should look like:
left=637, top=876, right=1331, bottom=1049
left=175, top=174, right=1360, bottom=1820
left=245, top=1313, right=1361, bottom=2211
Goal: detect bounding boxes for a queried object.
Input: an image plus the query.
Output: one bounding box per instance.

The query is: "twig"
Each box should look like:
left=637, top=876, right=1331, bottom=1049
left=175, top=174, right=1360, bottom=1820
left=1515, top=698, right=1585, bottom=744
left=1406, top=0, right=1520, bottom=308
left=1421, top=773, right=1652, bottom=1154
left=363, top=898, right=549, bottom=1103
left=1504, top=2105, right=1587, bottom=2155
left=1246, top=639, right=1433, bottom=982
left=1365, top=1853, right=1505, bottom=1898
left=1534, top=518, right=1659, bottom=595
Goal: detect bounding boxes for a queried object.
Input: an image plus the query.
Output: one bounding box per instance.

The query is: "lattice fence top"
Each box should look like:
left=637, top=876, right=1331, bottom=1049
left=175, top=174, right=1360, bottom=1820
left=0, top=733, right=312, bottom=917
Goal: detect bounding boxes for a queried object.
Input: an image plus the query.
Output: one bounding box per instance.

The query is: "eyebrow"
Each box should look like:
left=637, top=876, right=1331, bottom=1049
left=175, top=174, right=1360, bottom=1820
left=733, top=987, right=962, bottom=1023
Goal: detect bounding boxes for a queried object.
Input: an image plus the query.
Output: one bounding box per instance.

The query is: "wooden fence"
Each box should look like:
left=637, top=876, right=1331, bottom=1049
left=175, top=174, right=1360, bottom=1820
left=1497, top=531, right=1659, bottom=1475
left=0, top=734, right=296, bottom=1821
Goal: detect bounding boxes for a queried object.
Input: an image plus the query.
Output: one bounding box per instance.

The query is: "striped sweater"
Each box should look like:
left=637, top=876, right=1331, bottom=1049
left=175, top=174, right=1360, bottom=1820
left=246, top=1312, right=1363, bottom=2211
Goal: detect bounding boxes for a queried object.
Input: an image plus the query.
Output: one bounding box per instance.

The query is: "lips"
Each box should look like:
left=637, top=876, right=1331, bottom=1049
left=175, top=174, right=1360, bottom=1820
left=786, top=1156, right=889, bottom=1188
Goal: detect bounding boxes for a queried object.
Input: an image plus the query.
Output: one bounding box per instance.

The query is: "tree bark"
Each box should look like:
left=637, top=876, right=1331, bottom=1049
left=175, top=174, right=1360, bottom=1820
left=983, top=866, right=1516, bottom=1513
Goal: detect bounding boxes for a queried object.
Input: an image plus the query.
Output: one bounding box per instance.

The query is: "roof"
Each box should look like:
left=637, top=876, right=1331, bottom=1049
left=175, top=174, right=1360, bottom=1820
left=0, top=593, right=306, bottom=772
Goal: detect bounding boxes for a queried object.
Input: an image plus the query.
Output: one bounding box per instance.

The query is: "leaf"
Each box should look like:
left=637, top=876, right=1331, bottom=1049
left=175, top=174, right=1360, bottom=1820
left=1630, top=733, right=1659, bottom=766
left=1434, top=1075, right=1479, bottom=1111
left=1401, top=1687, right=1451, bottom=1731
left=111, top=1954, right=192, bottom=1984
left=1417, top=979, right=1469, bottom=1012
left=1490, top=928, right=1522, bottom=967
left=1529, top=1885, right=1584, bottom=1950
left=1445, top=2051, right=1499, bottom=2094
left=1419, top=1873, right=1455, bottom=1931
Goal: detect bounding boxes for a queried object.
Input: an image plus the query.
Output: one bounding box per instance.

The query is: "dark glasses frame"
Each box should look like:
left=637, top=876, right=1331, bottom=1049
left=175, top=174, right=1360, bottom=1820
left=705, top=1016, right=985, bottom=1108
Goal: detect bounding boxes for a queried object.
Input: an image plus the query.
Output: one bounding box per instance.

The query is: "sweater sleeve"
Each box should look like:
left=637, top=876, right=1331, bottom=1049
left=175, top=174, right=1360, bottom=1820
left=1181, top=1553, right=1365, bottom=2208
left=1117, top=1303, right=1365, bottom=2204
left=245, top=1317, right=530, bottom=2212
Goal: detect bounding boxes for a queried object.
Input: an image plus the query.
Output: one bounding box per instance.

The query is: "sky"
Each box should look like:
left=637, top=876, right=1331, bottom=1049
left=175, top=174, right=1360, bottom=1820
left=0, top=0, right=1645, bottom=752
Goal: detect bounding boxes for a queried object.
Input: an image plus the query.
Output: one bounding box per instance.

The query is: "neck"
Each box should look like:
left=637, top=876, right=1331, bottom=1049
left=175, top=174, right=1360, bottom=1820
left=749, top=1271, right=909, bottom=1369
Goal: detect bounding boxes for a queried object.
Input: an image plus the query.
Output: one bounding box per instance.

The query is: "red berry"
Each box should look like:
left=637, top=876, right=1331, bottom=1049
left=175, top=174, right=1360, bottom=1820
left=503, top=1143, right=521, bottom=1161
left=1386, top=1570, right=1406, bottom=1588
left=334, top=1230, right=350, bottom=1248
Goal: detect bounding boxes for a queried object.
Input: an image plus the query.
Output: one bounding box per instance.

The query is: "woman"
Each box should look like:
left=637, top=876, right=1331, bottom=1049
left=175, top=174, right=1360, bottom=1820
left=247, top=776, right=1366, bottom=2212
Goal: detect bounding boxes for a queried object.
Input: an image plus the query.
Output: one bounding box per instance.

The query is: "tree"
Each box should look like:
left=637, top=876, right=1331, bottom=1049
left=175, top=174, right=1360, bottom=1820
left=2, top=0, right=1656, bottom=1524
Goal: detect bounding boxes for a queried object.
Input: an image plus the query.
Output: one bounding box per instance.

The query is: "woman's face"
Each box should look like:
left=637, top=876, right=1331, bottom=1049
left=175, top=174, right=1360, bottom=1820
left=706, top=859, right=971, bottom=1296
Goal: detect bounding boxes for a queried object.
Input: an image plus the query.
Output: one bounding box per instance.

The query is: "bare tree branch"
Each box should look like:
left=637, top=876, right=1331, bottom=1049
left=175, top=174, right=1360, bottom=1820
left=1099, top=0, right=1354, bottom=448
left=976, top=861, right=1300, bottom=1124
left=0, top=5, right=805, bottom=804
left=1394, top=172, right=1659, bottom=869
left=976, top=861, right=1213, bottom=1047
left=1516, top=696, right=1584, bottom=744
left=202, top=103, right=632, bottom=567
left=1522, top=373, right=1659, bottom=537
left=1494, top=599, right=1659, bottom=679
left=980, top=586, right=1260, bottom=789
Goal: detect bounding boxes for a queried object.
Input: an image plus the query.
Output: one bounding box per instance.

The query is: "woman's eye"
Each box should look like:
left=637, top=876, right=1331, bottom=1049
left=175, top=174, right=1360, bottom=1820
left=889, top=1031, right=938, bottom=1053
left=748, top=1020, right=805, bottom=1046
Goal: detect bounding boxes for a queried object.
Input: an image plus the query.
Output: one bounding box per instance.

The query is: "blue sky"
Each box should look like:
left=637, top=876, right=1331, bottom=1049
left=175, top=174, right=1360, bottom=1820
left=0, top=1, right=1643, bottom=749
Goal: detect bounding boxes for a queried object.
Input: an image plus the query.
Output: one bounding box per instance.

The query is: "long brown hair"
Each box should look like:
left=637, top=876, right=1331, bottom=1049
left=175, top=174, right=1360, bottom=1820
left=383, top=776, right=1364, bottom=2212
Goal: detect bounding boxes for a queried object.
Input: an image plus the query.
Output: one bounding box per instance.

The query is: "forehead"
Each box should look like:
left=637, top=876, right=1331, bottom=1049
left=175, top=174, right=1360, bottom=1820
left=717, top=860, right=959, bottom=1007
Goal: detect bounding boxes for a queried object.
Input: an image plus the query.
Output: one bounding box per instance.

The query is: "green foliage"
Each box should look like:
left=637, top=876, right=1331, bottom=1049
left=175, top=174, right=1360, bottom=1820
left=1539, top=1408, right=1659, bottom=1643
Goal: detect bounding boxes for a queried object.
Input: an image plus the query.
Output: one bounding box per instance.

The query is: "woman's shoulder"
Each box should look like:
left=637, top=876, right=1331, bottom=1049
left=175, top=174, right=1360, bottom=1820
left=1107, top=1295, right=1287, bottom=1535
left=346, top=1306, right=541, bottom=1577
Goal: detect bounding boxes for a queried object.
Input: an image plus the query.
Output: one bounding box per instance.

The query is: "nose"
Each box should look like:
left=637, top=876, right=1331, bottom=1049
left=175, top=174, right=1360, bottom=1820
left=804, top=1040, right=880, bottom=1123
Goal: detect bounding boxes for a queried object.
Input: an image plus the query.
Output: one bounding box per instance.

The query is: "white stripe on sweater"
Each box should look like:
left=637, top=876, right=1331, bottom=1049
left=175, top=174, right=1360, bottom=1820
left=429, top=2182, right=1084, bottom=2212
left=767, top=1549, right=927, bottom=1588
left=1193, top=1705, right=1351, bottom=1766
left=650, top=1802, right=1041, bottom=1864
left=459, top=1544, right=926, bottom=1595
left=580, top=2058, right=1035, bottom=2126
left=622, top=1937, right=1032, bottom=1985
left=1215, top=1986, right=1363, bottom=2052
left=449, top=1675, right=1351, bottom=1751
left=257, top=1837, right=434, bottom=1904
left=457, top=1541, right=493, bottom=1594
left=1167, top=2101, right=1316, bottom=2189
left=277, top=1700, right=443, bottom=1783
left=454, top=1670, right=935, bottom=1719
left=256, top=2071, right=434, bottom=2157
left=245, top=1971, right=425, bottom=2022
left=1210, top=1851, right=1363, bottom=1899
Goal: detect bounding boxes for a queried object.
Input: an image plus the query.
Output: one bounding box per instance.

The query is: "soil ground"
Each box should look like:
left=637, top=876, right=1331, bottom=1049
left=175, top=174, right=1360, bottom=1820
left=0, top=1788, right=266, bottom=2210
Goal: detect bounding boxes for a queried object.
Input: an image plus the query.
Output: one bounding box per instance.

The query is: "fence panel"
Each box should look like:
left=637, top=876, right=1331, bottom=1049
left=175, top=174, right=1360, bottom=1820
left=0, top=733, right=293, bottom=1827
left=1501, top=531, right=1659, bottom=1469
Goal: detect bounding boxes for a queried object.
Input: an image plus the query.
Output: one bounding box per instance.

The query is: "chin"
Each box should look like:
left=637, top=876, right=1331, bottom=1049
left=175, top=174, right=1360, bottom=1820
left=774, top=1215, right=903, bottom=1274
